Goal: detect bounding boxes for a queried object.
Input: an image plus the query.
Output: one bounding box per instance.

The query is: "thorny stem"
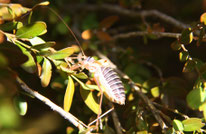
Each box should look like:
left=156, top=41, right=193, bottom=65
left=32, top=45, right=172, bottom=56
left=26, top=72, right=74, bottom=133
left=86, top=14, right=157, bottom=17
left=15, top=75, right=88, bottom=130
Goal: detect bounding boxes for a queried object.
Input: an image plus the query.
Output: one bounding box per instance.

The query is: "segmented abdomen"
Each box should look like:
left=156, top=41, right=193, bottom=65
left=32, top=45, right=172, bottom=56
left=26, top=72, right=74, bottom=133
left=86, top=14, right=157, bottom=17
left=100, top=67, right=125, bottom=105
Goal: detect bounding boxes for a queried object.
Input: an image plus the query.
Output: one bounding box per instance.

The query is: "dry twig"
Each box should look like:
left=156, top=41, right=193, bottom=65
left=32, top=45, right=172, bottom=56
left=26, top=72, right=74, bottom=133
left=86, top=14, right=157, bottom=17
left=15, top=75, right=87, bottom=130
left=65, top=4, right=189, bottom=29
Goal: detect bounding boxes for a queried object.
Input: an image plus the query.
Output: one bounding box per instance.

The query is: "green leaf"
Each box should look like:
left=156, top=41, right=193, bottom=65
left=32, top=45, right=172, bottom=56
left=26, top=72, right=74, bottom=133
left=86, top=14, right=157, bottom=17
left=151, top=86, right=160, bottom=98
left=182, top=60, right=196, bottom=72
left=29, top=37, right=45, bottom=45
left=180, top=28, right=193, bottom=45
left=173, top=119, right=184, bottom=131
left=80, top=86, right=100, bottom=114
left=179, top=51, right=189, bottom=62
left=186, top=87, right=206, bottom=109
left=48, top=47, right=75, bottom=60
left=72, top=75, right=99, bottom=91
left=182, top=118, right=204, bottom=132
left=74, top=72, right=88, bottom=79
left=14, top=96, right=28, bottom=116
left=16, top=21, right=47, bottom=39
left=31, top=42, right=56, bottom=50
left=15, top=42, right=36, bottom=73
left=64, top=76, right=75, bottom=112
left=0, top=21, right=18, bottom=31
left=40, top=58, right=52, bottom=87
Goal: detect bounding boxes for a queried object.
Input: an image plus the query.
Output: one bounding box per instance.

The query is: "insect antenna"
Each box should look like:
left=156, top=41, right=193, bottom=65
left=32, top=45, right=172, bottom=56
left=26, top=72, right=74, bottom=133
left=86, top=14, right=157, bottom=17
left=47, top=7, right=86, bottom=57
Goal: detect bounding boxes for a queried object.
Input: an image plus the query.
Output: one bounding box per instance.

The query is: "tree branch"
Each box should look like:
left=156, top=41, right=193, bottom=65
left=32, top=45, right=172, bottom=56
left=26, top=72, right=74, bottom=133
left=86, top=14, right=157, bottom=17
left=65, top=4, right=189, bottom=29
left=96, top=51, right=168, bottom=132
left=113, top=31, right=181, bottom=40
left=15, top=75, right=87, bottom=130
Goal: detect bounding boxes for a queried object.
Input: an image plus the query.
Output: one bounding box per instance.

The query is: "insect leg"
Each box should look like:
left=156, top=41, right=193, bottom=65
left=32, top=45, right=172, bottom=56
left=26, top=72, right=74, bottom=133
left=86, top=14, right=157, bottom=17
left=93, top=77, right=104, bottom=131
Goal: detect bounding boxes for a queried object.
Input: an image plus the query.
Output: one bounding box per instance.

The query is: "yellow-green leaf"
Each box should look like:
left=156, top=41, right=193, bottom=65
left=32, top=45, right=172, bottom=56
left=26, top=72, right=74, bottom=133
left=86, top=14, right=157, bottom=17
left=151, top=86, right=160, bottom=98
left=16, top=21, right=47, bottom=39
left=40, top=58, right=52, bottom=87
left=182, top=118, right=204, bottom=132
left=173, top=119, right=184, bottom=131
left=200, top=12, right=206, bottom=25
left=14, top=96, right=28, bottom=116
left=74, top=72, right=88, bottom=79
left=64, top=76, right=75, bottom=112
left=80, top=86, right=100, bottom=114
left=48, top=47, right=75, bottom=60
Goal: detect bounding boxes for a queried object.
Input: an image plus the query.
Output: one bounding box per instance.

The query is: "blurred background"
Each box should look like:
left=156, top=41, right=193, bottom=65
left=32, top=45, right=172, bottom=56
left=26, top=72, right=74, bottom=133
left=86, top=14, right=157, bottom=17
left=1, top=0, right=206, bottom=134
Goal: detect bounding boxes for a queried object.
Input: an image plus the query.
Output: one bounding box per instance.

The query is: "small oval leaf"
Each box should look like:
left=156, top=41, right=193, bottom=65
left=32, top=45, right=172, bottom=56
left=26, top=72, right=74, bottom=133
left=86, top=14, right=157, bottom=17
left=173, top=119, right=184, bottom=131
left=186, top=88, right=206, bottom=109
left=80, top=85, right=100, bottom=114
left=14, top=96, right=28, bottom=116
left=182, top=118, right=204, bottom=132
left=64, top=76, right=75, bottom=112
left=16, top=21, right=47, bottom=39
left=151, top=86, right=160, bottom=98
left=48, top=47, right=75, bottom=60
left=40, top=58, right=52, bottom=87
left=74, top=72, right=88, bottom=79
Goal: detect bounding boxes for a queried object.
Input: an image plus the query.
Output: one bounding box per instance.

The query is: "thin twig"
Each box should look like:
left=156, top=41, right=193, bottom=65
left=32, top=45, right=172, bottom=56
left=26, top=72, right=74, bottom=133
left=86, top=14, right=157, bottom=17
left=15, top=75, right=87, bottom=130
left=64, top=4, right=189, bottom=29
left=96, top=51, right=168, bottom=132
left=113, top=31, right=181, bottom=40
left=108, top=102, right=124, bottom=134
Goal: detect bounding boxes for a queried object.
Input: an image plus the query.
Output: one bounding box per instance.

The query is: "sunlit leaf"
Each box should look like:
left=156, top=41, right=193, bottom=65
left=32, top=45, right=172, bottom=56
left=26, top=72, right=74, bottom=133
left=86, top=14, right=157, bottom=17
left=180, top=28, right=193, bottom=45
left=40, top=58, right=52, bottom=87
left=173, top=119, right=184, bottom=131
left=179, top=51, right=189, bottom=62
left=37, top=1, right=50, bottom=6
left=136, top=130, right=148, bottom=134
left=16, top=21, right=47, bottom=39
left=31, top=42, right=56, bottom=50
left=72, top=75, right=99, bottom=91
left=186, top=87, right=206, bottom=109
left=48, top=47, right=75, bottom=60
left=0, top=4, right=30, bottom=21
left=151, top=86, right=160, bottom=98
left=74, top=72, right=88, bottom=79
left=99, top=16, right=119, bottom=29
left=14, top=96, right=28, bottom=116
left=200, top=12, right=206, bottom=25
left=182, top=118, right=204, bottom=132
left=80, top=85, right=100, bottom=114
left=29, top=37, right=45, bottom=45
left=64, top=76, right=75, bottom=112
left=66, top=126, right=75, bottom=134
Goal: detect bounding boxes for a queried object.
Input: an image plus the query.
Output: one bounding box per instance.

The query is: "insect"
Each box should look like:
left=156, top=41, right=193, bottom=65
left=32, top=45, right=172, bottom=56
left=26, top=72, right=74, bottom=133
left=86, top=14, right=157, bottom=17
left=49, top=7, right=126, bottom=130
left=79, top=56, right=125, bottom=105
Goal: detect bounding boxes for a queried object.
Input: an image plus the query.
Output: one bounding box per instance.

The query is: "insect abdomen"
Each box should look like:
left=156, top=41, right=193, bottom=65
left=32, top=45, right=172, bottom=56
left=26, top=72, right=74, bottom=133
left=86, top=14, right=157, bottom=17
left=100, top=67, right=125, bottom=105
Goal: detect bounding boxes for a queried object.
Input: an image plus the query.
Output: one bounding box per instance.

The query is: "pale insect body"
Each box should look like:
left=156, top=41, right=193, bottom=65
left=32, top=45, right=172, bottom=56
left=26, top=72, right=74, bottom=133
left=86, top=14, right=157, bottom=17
left=80, top=56, right=125, bottom=105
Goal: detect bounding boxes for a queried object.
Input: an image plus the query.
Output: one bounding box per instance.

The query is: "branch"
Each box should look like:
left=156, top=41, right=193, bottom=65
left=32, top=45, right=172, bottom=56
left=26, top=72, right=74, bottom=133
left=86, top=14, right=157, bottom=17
left=113, top=31, right=181, bottom=40
left=65, top=4, right=189, bottom=29
left=15, top=76, right=87, bottom=130
left=96, top=51, right=168, bottom=132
